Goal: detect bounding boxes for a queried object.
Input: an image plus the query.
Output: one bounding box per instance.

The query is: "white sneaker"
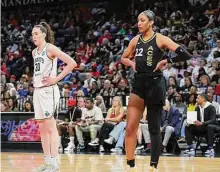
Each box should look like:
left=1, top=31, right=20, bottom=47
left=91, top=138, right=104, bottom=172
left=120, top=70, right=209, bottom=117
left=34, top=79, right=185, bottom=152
left=111, top=147, right=122, bottom=153
left=205, top=148, right=215, bottom=154
left=149, top=166, right=159, bottom=172
left=88, top=138, right=99, bottom=146
left=64, top=142, right=75, bottom=151
left=99, top=145, right=105, bottom=152
left=32, top=164, right=50, bottom=172
left=136, top=145, right=144, bottom=150
left=124, top=165, right=137, bottom=172
left=104, top=137, right=114, bottom=145
left=43, top=164, right=59, bottom=172
left=183, top=148, right=195, bottom=155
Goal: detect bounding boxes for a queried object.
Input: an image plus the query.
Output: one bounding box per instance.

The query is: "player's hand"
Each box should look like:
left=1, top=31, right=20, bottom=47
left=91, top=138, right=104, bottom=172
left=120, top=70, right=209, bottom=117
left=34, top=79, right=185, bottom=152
left=154, top=59, right=167, bottom=72
left=42, top=76, right=57, bottom=86
left=130, top=62, right=136, bottom=72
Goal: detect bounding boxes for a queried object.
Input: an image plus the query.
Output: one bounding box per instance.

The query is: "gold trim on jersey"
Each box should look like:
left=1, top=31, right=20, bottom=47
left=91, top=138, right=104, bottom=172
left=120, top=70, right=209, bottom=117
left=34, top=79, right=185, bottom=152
left=140, top=33, right=156, bottom=44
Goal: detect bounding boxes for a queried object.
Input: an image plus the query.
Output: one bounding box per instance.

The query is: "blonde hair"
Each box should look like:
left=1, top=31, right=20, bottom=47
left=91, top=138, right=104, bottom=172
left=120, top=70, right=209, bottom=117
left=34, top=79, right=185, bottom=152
left=109, top=96, right=123, bottom=116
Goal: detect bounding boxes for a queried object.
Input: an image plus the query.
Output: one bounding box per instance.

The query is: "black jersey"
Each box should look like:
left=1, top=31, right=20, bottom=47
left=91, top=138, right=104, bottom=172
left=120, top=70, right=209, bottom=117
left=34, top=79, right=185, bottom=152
left=135, top=33, right=164, bottom=75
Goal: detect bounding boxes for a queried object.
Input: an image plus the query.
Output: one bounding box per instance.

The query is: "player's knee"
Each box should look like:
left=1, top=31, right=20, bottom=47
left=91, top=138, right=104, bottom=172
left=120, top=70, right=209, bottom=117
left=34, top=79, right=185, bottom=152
left=165, top=126, right=173, bottom=133
left=126, top=124, right=137, bottom=137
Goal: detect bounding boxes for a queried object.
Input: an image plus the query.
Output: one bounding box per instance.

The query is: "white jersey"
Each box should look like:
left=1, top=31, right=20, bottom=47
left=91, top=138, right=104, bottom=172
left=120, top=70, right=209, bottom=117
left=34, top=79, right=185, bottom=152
left=33, top=43, right=57, bottom=88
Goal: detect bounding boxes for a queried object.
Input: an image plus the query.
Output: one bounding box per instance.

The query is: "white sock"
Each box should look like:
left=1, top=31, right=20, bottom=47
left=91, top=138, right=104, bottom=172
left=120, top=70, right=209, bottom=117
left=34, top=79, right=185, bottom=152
left=59, top=136, right=62, bottom=145
left=69, top=136, right=74, bottom=144
left=44, top=155, right=51, bottom=164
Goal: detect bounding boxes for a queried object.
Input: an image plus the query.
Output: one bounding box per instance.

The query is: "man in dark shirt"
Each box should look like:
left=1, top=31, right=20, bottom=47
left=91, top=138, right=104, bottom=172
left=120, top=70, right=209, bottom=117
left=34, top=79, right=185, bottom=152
left=211, top=66, right=220, bottom=86
left=184, top=94, right=216, bottom=156
left=57, top=99, right=82, bottom=151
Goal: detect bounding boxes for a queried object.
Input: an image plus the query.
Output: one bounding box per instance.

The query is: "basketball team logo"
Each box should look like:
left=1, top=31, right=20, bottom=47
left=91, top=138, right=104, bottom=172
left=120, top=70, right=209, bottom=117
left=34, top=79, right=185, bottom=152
left=45, top=111, right=50, bottom=117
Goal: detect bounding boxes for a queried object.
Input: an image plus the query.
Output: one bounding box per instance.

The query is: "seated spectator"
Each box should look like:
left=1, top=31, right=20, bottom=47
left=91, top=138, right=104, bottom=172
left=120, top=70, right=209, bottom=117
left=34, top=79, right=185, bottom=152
left=89, top=96, right=124, bottom=152
left=161, top=100, right=181, bottom=153
left=23, top=100, right=33, bottom=112
left=211, top=65, right=220, bottom=86
left=163, top=62, right=177, bottom=82
left=168, top=76, right=179, bottom=90
left=1, top=101, right=9, bottom=112
left=180, top=77, right=193, bottom=94
left=75, top=97, right=104, bottom=150
left=184, top=94, right=216, bottom=156
left=71, top=81, right=88, bottom=98
left=171, top=92, right=187, bottom=116
left=167, top=85, right=176, bottom=105
left=77, top=97, right=85, bottom=110
left=207, top=92, right=220, bottom=113
left=179, top=93, right=197, bottom=143
left=88, top=81, right=100, bottom=98
left=100, top=80, right=115, bottom=109
left=95, top=95, right=106, bottom=113
left=84, top=73, right=96, bottom=91
left=57, top=99, right=82, bottom=151
left=104, top=121, right=126, bottom=153
left=7, top=98, right=18, bottom=112
left=198, top=75, right=210, bottom=93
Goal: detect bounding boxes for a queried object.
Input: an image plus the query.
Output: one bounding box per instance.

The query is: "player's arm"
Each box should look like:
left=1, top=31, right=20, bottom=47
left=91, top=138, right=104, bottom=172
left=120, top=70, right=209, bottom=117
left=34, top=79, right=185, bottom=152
left=47, top=44, right=77, bottom=83
left=158, top=34, right=192, bottom=63
left=121, top=35, right=139, bottom=67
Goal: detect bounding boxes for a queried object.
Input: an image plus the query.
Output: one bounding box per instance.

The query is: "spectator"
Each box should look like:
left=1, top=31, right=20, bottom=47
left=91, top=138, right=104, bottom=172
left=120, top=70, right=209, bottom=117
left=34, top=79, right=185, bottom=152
left=1, top=101, right=9, bottom=112
left=77, top=97, right=85, bottom=110
left=104, top=121, right=126, bottom=153
left=23, top=100, right=33, bottom=112
left=75, top=97, right=104, bottom=150
left=7, top=98, right=18, bottom=112
left=88, top=81, right=100, bottom=98
left=57, top=99, right=82, bottom=151
left=172, top=92, right=187, bottom=115
left=100, top=80, right=115, bottom=108
left=198, top=75, right=210, bottom=93
left=207, top=92, right=220, bottom=113
left=95, top=95, right=106, bottom=113
left=89, top=96, right=124, bottom=152
left=84, top=73, right=96, bottom=91
left=163, top=62, right=177, bottom=82
left=184, top=93, right=216, bottom=156
left=161, top=100, right=181, bottom=153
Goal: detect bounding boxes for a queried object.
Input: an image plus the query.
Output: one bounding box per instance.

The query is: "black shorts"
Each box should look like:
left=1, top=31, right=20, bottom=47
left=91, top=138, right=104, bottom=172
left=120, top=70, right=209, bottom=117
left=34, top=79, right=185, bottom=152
left=131, top=73, right=166, bottom=106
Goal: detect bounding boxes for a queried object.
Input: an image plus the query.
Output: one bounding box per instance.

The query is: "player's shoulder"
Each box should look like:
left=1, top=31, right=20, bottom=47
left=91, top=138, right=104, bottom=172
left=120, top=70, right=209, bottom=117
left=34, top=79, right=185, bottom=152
left=130, top=35, right=141, bottom=46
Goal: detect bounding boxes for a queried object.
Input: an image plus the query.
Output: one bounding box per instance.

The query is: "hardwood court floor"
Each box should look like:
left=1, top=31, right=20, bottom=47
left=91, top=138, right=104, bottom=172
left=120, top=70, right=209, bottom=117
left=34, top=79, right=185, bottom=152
left=1, top=152, right=220, bottom=172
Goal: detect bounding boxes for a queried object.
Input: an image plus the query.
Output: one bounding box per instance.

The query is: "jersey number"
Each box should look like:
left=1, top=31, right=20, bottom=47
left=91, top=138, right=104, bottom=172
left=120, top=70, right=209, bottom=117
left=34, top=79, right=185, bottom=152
left=135, top=48, right=143, bottom=57
left=35, top=63, right=40, bottom=72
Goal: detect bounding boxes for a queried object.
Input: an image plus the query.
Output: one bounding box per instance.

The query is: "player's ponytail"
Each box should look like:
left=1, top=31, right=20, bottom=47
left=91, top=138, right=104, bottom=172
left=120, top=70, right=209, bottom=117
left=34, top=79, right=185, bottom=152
left=40, top=22, right=54, bottom=44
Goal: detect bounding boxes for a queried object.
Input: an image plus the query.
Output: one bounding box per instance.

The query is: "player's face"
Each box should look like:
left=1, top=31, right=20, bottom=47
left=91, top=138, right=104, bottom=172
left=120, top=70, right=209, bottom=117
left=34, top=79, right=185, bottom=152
left=138, top=13, right=153, bottom=33
left=32, top=27, right=46, bottom=46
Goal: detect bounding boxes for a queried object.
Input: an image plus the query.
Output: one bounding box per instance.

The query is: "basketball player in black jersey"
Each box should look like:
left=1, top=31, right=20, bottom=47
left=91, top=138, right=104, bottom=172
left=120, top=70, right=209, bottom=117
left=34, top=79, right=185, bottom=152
left=121, top=10, right=192, bottom=172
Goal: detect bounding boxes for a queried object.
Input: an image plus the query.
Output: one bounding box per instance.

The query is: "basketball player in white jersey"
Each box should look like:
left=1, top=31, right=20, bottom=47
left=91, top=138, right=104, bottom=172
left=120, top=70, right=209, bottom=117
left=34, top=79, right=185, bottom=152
left=32, top=22, right=76, bottom=172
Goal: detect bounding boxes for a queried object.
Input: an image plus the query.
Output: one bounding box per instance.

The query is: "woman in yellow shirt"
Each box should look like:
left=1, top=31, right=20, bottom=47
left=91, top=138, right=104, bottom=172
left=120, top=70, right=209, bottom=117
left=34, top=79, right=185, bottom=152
left=187, top=94, right=197, bottom=111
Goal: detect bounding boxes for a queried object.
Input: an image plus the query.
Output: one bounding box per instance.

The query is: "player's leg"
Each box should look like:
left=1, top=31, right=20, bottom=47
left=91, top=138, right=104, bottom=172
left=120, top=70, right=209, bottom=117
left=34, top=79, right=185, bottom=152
left=125, top=93, right=145, bottom=169
left=147, top=105, right=162, bottom=170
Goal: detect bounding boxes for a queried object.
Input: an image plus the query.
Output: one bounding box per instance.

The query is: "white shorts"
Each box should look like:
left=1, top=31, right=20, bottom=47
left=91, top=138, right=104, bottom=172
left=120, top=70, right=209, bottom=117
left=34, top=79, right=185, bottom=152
left=33, top=85, right=60, bottom=120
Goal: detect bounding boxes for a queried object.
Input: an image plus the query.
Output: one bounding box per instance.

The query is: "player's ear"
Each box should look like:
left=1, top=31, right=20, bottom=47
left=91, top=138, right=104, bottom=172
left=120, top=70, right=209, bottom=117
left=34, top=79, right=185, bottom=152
left=42, top=32, right=46, bottom=38
left=150, top=21, right=154, bottom=27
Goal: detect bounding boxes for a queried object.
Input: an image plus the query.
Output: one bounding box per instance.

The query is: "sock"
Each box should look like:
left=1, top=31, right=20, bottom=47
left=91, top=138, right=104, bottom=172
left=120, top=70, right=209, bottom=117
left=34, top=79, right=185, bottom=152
left=59, top=136, right=62, bottom=145
left=127, top=159, right=135, bottom=168
left=70, top=136, right=74, bottom=144
left=44, top=155, right=51, bottom=164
